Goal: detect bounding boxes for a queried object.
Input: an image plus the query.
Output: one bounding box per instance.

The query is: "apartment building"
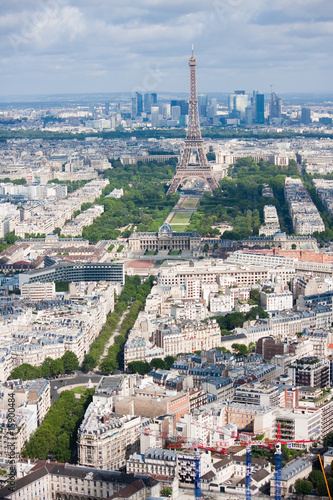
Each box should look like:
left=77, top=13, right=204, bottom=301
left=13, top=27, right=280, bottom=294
left=78, top=401, right=141, bottom=470
left=114, top=391, right=190, bottom=421
left=124, top=337, right=164, bottom=368
left=0, top=408, right=33, bottom=464
left=0, top=378, right=50, bottom=426
left=158, top=260, right=294, bottom=287
left=288, top=357, right=330, bottom=388
left=154, top=319, right=221, bottom=357
left=20, top=282, right=55, bottom=301
left=209, top=291, right=234, bottom=313
left=0, top=461, right=160, bottom=500
left=127, top=447, right=178, bottom=477
left=284, top=177, right=325, bottom=235
left=270, top=458, right=312, bottom=499
left=260, top=290, right=293, bottom=312
left=259, top=204, right=281, bottom=236
left=61, top=204, right=104, bottom=237
left=233, top=383, right=280, bottom=407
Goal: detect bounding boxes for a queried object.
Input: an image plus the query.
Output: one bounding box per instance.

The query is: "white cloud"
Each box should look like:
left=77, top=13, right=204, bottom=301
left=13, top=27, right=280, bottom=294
left=0, top=0, right=332, bottom=95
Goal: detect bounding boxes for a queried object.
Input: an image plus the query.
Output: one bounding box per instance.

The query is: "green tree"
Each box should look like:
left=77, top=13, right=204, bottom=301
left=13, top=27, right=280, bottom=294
left=50, top=358, right=64, bottom=376
left=8, top=364, right=41, bottom=381
left=324, top=432, right=333, bottom=448
left=41, top=358, right=54, bottom=378
left=250, top=289, right=260, bottom=306
left=127, top=361, right=151, bottom=375
left=82, top=353, right=98, bottom=372
left=53, top=432, right=71, bottom=462
left=4, top=232, right=18, bottom=245
left=245, top=306, right=269, bottom=321
left=164, top=356, right=175, bottom=370
left=160, top=487, right=172, bottom=497
left=231, top=343, right=248, bottom=356
left=23, top=390, right=93, bottom=462
left=150, top=358, right=166, bottom=370
left=61, top=351, right=79, bottom=373
left=308, top=469, right=324, bottom=488
left=99, top=357, right=118, bottom=374
left=317, top=477, right=333, bottom=496
left=294, top=479, right=313, bottom=497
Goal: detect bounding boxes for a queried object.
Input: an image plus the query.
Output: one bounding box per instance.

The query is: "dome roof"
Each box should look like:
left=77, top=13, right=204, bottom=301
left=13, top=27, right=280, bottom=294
left=159, top=223, right=172, bottom=233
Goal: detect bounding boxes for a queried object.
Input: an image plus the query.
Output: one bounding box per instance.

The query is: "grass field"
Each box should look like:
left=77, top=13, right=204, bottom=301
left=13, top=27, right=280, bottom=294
left=170, top=213, right=191, bottom=224
left=181, top=198, right=199, bottom=209
left=170, top=224, right=189, bottom=232
left=70, top=386, right=87, bottom=394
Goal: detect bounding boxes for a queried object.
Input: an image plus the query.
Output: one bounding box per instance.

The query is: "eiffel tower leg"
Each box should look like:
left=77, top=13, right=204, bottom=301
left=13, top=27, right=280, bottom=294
left=206, top=175, right=220, bottom=192
left=179, top=147, right=191, bottom=169
left=167, top=173, right=184, bottom=195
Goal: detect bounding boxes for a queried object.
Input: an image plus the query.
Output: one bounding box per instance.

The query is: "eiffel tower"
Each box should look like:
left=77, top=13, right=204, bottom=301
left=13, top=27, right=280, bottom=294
left=167, top=48, right=219, bottom=195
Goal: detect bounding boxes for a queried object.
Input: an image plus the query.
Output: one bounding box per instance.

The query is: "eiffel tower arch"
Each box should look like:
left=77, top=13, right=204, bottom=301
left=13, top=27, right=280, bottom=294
left=167, top=50, right=219, bottom=195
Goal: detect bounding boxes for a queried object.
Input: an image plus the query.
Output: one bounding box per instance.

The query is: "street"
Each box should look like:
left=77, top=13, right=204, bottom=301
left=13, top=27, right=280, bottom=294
left=50, top=371, right=103, bottom=403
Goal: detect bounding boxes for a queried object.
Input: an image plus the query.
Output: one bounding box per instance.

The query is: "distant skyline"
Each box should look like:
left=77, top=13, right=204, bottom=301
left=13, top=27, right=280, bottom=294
left=1, top=0, right=333, bottom=97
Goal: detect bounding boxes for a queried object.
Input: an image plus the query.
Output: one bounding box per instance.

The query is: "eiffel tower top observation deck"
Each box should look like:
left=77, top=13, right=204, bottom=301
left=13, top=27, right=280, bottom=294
left=167, top=48, right=219, bottom=194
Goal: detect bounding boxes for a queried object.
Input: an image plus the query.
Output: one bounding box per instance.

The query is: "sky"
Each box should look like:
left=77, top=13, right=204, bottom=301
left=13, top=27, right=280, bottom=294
left=0, top=0, right=333, bottom=97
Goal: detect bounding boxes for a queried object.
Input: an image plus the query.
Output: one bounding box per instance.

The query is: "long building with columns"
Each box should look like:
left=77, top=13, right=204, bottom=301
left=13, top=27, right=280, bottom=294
left=128, top=223, right=201, bottom=252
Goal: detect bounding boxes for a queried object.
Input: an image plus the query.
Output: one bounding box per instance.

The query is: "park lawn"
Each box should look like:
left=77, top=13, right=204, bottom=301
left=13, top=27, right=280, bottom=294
left=71, top=386, right=87, bottom=394
left=170, top=213, right=192, bottom=224
left=170, top=224, right=190, bottom=232
left=181, top=198, right=199, bottom=209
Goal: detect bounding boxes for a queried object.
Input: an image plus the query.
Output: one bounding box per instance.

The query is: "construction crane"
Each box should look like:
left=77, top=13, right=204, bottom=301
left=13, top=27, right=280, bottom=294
left=138, top=423, right=311, bottom=500
left=245, top=445, right=252, bottom=500
left=318, top=454, right=332, bottom=500
left=274, top=424, right=282, bottom=500
left=166, top=437, right=203, bottom=500
left=239, top=424, right=312, bottom=500
left=138, top=425, right=229, bottom=500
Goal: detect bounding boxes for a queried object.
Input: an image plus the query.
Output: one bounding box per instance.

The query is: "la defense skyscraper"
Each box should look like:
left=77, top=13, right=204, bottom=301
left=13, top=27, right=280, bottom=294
left=167, top=49, right=219, bottom=195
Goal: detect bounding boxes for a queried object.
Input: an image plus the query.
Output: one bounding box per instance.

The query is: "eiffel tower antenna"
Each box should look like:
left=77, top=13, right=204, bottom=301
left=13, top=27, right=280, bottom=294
left=167, top=50, right=219, bottom=195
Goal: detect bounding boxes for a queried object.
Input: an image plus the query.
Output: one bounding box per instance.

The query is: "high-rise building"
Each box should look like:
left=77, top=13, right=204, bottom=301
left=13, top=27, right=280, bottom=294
left=245, top=106, right=253, bottom=126
left=144, top=93, right=158, bottom=113
left=171, top=100, right=189, bottom=116
left=144, top=93, right=152, bottom=113
left=104, top=102, right=110, bottom=116
left=136, top=92, right=143, bottom=115
left=269, top=92, right=282, bottom=119
left=162, top=103, right=171, bottom=119
left=198, top=94, right=208, bottom=117
left=210, top=97, right=217, bottom=109
left=301, top=107, right=312, bottom=125
left=131, top=97, right=137, bottom=119
left=254, top=91, right=265, bottom=124
left=319, top=117, right=333, bottom=126
left=171, top=105, right=181, bottom=121
left=228, top=91, right=249, bottom=120
left=151, top=106, right=159, bottom=127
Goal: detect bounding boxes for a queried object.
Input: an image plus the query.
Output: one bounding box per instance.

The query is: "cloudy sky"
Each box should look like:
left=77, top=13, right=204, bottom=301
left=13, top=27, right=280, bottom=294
left=0, top=0, right=332, bottom=96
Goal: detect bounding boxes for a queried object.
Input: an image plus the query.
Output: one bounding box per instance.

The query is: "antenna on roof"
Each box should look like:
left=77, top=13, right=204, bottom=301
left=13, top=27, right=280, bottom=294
left=192, top=44, right=194, bottom=56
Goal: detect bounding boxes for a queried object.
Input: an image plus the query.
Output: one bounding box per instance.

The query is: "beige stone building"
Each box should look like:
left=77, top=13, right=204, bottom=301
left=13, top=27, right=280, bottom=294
left=0, top=461, right=160, bottom=500
left=0, top=378, right=50, bottom=427
left=128, top=223, right=201, bottom=252
left=270, top=458, right=312, bottom=498
left=77, top=401, right=141, bottom=470
left=115, top=391, right=190, bottom=421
